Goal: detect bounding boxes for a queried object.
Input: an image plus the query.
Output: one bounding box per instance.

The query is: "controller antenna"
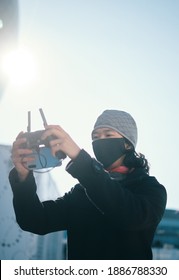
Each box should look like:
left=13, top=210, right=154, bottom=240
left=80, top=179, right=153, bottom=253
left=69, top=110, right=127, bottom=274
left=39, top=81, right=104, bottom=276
left=39, top=108, right=48, bottom=127
left=27, top=111, right=31, bottom=133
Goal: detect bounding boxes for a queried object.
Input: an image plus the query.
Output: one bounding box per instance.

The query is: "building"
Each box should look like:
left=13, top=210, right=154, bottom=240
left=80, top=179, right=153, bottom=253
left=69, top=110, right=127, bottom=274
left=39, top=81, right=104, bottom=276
left=152, top=209, right=179, bottom=259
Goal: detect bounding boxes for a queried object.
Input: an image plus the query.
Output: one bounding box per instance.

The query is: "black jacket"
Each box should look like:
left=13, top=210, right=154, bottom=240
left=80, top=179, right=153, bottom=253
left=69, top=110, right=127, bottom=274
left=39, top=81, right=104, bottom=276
left=9, top=149, right=167, bottom=260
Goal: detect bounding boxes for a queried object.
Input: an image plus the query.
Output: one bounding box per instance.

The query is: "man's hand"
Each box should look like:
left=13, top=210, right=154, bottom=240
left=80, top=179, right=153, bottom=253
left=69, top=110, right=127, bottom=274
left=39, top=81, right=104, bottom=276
left=42, top=125, right=81, bottom=160
left=11, top=132, right=34, bottom=181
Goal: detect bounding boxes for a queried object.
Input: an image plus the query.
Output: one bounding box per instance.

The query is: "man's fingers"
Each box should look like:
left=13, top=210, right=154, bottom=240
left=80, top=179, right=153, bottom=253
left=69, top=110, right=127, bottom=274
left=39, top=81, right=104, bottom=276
left=15, top=131, right=25, bottom=140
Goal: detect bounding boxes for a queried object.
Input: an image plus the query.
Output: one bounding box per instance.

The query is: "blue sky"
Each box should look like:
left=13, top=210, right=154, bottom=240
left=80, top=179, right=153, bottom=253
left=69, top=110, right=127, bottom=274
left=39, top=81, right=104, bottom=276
left=0, top=0, right=178, bottom=209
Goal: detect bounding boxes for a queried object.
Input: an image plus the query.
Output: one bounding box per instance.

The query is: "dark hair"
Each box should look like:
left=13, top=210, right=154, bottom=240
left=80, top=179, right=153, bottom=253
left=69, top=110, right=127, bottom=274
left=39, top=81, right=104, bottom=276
left=123, top=139, right=150, bottom=174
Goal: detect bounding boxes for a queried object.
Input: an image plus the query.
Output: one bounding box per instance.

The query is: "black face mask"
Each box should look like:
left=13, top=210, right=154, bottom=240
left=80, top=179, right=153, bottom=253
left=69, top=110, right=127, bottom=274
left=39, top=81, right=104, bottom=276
left=92, top=138, right=126, bottom=169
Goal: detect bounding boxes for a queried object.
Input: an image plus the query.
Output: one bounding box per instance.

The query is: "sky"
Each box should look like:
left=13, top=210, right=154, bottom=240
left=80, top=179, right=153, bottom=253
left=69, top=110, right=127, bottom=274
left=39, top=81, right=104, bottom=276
left=0, top=0, right=178, bottom=210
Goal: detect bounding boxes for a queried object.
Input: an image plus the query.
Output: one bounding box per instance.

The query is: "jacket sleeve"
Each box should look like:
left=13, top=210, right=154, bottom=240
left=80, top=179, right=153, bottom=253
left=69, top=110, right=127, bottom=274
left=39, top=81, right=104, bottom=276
left=66, top=149, right=167, bottom=230
left=9, top=168, right=69, bottom=235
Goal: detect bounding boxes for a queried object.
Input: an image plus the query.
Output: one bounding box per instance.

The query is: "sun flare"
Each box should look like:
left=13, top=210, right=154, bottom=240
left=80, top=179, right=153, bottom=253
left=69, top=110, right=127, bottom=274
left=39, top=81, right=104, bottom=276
left=2, top=47, right=38, bottom=86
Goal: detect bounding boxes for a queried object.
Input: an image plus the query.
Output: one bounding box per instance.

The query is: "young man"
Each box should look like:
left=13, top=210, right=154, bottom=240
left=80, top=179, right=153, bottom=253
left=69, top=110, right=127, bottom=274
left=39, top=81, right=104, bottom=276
left=9, top=110, right=167, bottom=259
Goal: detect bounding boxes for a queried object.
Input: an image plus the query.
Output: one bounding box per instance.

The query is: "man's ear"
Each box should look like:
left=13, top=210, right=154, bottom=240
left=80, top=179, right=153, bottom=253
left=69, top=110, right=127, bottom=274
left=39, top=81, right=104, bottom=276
left=125, top=142, right=133, bottom=150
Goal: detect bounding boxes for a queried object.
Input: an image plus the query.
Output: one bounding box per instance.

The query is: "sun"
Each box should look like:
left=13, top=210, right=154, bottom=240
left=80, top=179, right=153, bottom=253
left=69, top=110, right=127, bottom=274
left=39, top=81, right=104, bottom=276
left=2, top=47, right=38, bottom=87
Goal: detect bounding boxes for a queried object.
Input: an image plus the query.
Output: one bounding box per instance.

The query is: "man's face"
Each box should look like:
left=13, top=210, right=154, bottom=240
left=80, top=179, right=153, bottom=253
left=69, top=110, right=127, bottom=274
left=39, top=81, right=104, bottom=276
left=92, top=128, right=123, bottom=141
left=92, top=127, right=133, bottom=169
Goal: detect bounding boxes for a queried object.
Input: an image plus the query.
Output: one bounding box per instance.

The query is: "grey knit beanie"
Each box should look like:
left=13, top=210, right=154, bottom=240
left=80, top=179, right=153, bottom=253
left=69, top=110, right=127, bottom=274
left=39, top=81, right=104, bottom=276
left=92, top=110, right=138, bottom=148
